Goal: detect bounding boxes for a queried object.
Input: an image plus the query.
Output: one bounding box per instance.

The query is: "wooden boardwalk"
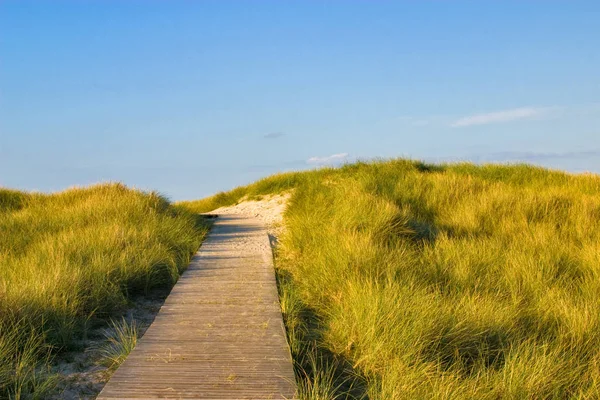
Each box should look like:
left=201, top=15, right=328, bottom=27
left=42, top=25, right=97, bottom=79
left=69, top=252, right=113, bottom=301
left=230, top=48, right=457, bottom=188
left=98, top=214, right=297, bottom=399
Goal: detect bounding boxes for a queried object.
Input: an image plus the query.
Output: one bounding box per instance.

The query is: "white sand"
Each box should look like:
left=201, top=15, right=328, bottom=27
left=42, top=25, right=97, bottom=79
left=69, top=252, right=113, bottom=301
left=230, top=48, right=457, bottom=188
left=210, top=193, right=290, bottom=234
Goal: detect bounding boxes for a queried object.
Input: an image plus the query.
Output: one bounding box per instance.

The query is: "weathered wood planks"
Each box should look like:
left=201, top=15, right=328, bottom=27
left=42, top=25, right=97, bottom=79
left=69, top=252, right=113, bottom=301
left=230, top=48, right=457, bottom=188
left=97, top=214, right=296, bottom=399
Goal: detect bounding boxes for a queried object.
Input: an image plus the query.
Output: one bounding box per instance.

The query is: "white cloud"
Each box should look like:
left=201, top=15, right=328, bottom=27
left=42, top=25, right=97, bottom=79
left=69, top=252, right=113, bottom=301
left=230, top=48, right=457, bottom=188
left=306, top=153, right=349, bottom=165
left=451, top=107, right=551, bottom=128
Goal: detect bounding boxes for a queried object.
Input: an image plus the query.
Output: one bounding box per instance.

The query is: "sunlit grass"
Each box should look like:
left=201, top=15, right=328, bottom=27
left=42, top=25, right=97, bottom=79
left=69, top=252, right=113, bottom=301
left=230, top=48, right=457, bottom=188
left=187, top=159, right=600, bottom=399
left=0, top=183, right=207, bottom=398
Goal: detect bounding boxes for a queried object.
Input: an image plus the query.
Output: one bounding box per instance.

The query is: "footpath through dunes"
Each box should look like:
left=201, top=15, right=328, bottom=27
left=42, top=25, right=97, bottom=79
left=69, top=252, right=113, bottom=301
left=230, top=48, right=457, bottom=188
left=98, top=212, right=296, bottom=399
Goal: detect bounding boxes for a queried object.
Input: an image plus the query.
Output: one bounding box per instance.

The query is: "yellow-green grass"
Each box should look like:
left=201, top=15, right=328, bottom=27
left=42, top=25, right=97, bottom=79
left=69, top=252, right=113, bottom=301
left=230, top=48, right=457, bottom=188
left=0, top=183, right=207, bottom=398
left=183, top=160, right=600, bottom=399
left=94, top=318, right=139, bottom=370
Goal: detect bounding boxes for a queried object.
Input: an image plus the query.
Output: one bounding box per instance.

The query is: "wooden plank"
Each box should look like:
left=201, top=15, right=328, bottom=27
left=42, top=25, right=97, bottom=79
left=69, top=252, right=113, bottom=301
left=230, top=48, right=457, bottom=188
left=97, top=214, right=296, bottom=399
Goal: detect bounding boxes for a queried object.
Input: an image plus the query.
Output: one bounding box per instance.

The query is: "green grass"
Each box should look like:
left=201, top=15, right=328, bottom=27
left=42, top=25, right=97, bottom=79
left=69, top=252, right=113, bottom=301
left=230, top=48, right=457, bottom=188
left=184, top=159, right=600, bottom=399
left=93, top=318, right=139, bottom=370
left=0, top=183, right=207, bottom=398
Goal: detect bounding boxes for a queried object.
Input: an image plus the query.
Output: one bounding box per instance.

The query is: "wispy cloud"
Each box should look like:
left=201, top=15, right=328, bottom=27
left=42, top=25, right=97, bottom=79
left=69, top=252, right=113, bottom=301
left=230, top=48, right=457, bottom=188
left=450, top=107, right=553, bottom=127
left=263, top=132, right=285, bottom=139
left=307, top=153, right=349, bottom=165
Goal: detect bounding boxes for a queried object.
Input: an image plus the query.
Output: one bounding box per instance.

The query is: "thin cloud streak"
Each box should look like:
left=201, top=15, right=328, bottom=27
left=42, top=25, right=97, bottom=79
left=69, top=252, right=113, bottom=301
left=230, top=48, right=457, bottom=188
left=307, top=153, right=349, bottom=165
left=263, top=132, right=285, bottom=139
left=451, top=107, right=552, bottom=127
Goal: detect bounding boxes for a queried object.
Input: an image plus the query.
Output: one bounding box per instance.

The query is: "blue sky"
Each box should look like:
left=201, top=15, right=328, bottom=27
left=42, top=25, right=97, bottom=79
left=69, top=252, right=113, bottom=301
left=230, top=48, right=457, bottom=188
left=1, top=1, right=599, bottom=200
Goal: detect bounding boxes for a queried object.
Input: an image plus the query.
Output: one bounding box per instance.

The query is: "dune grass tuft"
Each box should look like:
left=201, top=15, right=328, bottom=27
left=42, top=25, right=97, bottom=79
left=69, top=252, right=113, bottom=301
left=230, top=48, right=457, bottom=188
left=0, top=183, right=207, bottom=398
left=94, top=318, right=139, bottom=370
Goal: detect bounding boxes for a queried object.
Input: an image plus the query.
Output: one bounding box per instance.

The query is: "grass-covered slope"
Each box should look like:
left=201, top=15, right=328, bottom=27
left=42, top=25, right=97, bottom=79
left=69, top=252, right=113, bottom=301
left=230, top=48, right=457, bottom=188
left=0, top=183, right=207, bottom=398
left=183, top=160, right=600, bottom=399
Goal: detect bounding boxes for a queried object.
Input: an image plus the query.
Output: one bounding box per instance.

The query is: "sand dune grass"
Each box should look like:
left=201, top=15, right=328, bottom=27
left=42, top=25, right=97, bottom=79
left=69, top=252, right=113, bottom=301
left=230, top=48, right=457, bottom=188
left=0, top=183, right=206, bottom=398
left=186, top=160, right=600, bottom=399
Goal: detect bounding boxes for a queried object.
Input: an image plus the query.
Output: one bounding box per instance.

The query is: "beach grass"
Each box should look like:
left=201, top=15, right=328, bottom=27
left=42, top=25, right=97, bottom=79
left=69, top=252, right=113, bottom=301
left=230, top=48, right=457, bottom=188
left=184, top=159, right=600, bottom=399
left=0, top=183, right=207, bottom=398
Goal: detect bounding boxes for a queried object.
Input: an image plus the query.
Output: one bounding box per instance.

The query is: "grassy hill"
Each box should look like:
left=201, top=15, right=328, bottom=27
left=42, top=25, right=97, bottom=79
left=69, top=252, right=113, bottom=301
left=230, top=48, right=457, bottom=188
left=0, top=184, right=207, bottom=399
left=182, top=160, right=600, bottom=399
